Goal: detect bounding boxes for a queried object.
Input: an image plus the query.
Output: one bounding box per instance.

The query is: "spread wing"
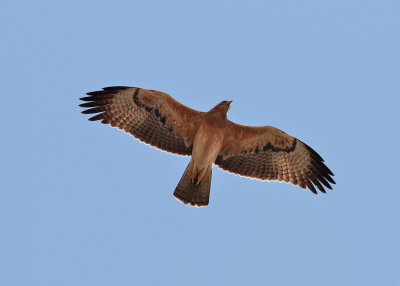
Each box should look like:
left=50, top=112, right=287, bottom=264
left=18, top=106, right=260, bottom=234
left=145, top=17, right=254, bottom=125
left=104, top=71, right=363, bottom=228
left=215, top=122, right=335, bottom=194
left=80, top=86, right=202, bottom=156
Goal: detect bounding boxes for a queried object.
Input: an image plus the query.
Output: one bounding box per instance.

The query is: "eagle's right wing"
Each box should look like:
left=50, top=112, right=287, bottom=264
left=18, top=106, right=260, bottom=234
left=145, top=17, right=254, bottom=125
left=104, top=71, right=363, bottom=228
left=80, top=86, right=203, bottom=156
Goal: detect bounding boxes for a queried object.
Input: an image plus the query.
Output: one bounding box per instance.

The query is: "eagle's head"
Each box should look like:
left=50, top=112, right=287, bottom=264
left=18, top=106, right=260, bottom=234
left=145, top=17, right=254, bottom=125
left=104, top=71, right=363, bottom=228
left=219, top=100, right=233, bottom=112
left=209, top=100, right=233, bottom=118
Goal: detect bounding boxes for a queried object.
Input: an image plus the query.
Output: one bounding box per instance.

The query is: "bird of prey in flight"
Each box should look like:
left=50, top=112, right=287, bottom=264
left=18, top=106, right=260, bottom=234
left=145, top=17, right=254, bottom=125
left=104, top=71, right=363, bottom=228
left=80, top=86, right=335, bottom=207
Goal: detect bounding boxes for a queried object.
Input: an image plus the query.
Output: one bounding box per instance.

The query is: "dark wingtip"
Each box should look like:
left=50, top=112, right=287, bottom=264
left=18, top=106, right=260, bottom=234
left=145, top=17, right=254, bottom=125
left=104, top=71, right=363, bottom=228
left=319, top=177, right=333, bottom=190
left=79, top=102, right=98, bottom=108
left=328, top=177, right=336, bottom=185
left=80, top=96, right=93, bottom=101
left=306, top=181, right=318, bottom=194
left=81, top=108, right=92, bottom=114
left=80, top=87, right=131, bottom=122
left=302, top=140, right=335, bottom=192
left=311, top=178, right=327, bottom=193
left=81, top=107, right=107, bottom=114
left=102, top=86, right=131, bottom=91
left=88, top=114, right=105, bottom=121
left=304, top=142, right=323, bottom=161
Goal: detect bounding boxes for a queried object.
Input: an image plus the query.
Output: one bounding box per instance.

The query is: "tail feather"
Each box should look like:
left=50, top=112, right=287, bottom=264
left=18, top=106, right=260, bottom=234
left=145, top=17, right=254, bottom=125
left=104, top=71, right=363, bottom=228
left=173, top=161, right=212, bottom=207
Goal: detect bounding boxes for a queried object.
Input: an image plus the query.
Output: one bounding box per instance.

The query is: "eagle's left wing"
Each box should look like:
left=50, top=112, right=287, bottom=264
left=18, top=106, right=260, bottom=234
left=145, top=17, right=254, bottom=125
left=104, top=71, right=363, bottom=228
left=215, top=121, right=335, bottom=194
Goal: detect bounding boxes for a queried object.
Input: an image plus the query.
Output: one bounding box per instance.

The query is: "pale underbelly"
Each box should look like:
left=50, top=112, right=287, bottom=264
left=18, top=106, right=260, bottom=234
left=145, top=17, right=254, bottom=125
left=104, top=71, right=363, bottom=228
left=191, top=127, right=224, bottom=170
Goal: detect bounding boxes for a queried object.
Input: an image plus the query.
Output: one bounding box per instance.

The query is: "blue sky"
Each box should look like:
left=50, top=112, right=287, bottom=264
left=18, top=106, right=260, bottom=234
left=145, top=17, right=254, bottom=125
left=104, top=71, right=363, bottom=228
left=1, top=0, right=399, bottom=285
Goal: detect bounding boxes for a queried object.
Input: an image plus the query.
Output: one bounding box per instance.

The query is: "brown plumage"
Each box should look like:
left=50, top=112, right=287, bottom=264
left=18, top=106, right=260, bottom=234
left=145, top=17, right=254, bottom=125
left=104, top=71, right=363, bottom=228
left=80, top=86, right=335, bottom=207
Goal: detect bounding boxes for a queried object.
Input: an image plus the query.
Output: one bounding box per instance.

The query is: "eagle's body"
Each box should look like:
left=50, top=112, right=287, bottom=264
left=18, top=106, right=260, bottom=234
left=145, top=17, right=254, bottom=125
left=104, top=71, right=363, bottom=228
left=191, top=106, right=227, bottom=181
left=80, top=86, right=335, bottom=207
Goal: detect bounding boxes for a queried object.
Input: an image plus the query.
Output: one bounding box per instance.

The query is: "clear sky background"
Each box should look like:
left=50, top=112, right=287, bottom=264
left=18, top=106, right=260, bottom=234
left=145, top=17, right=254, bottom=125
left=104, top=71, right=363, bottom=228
left=1, top=0, right=399, bottom=285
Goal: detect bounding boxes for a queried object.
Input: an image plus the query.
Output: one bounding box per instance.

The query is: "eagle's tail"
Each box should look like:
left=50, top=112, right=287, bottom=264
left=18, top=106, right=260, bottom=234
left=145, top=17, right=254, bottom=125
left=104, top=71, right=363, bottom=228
left=173, top=161, right=212, bottom=207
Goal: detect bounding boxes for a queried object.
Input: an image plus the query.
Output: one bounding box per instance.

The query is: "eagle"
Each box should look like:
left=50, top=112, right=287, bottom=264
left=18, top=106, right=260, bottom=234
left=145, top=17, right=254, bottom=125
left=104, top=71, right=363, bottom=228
left=80, top=86, right=335, bottom=207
